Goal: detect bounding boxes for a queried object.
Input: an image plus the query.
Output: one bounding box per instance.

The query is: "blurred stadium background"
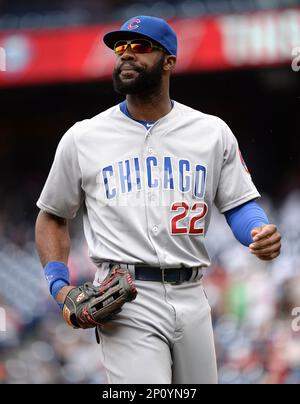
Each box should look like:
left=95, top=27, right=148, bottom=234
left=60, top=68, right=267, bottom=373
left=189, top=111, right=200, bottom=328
left=0, top=0, right=300, bottom=384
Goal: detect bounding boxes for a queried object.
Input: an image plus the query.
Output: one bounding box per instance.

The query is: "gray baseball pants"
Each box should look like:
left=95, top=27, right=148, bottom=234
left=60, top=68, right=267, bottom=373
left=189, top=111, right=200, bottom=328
left=96, top=278, right=218, bottom=384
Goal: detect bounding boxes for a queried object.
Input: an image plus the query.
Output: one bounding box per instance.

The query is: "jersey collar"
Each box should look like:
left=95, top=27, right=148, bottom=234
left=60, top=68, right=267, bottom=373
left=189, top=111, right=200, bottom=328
left=119, top=100, right=174, bottom=129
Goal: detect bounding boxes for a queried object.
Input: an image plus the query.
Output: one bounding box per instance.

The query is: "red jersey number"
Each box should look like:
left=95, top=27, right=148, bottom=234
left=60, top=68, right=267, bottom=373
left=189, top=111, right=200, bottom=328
left=171, top=201, right=208, bottom=235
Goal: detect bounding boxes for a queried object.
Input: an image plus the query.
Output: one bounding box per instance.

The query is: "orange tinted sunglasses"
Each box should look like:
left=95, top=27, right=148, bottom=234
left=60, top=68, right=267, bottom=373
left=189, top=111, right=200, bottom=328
left=114, top=39, right=165, bottom=56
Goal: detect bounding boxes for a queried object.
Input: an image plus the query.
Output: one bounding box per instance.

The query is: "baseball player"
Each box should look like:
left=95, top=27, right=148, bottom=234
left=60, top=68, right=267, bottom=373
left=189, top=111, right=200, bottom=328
left=35, top=16, right=281, bottom=384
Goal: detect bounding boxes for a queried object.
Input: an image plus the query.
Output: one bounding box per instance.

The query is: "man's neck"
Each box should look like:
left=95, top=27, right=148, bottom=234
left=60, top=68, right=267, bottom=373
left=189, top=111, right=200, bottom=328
left=126, top=92, right=172, bottom=122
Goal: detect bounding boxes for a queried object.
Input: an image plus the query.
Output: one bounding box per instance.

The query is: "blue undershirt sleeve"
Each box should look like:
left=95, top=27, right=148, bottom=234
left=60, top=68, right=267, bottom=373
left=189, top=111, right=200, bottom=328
left=224, top=200, right=269, bottom=247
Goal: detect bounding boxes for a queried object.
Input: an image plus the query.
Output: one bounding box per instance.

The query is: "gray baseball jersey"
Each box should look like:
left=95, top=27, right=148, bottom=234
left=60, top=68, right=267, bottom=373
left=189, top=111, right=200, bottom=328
left=37, top=101, right=260, bottom=271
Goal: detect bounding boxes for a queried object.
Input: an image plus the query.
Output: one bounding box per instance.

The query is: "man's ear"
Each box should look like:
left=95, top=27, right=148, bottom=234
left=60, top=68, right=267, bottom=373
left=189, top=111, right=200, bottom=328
left=163, top=55, right=177, bottom=71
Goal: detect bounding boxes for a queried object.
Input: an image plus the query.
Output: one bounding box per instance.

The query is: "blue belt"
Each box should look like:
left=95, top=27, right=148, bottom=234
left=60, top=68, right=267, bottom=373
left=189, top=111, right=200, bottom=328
left=134, top=266, right=200, bottom=284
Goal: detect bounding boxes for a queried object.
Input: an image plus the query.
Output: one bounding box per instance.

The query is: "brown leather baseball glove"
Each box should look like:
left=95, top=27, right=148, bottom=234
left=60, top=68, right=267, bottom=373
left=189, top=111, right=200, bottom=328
left=62, top=267, right=137, bottom=329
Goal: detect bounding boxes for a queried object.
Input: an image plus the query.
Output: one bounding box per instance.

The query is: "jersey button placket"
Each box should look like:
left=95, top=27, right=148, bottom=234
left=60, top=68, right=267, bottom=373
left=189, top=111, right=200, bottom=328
left=143, top=127, right=161, bottom=264
left=152, top=225, right=159, bottom=233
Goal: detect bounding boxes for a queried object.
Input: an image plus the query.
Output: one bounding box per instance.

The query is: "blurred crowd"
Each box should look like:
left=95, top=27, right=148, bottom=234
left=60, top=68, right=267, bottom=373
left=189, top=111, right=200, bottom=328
left=0, top=0, right=298, bottom=30
left=206, top=191, right=300, bottom=384
left=0, top=191, right=300, bottom=384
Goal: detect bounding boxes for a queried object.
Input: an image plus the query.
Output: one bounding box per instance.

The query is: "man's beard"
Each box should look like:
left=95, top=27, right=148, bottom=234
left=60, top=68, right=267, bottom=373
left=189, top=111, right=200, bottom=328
left=112, top=55, right=165, bottom=95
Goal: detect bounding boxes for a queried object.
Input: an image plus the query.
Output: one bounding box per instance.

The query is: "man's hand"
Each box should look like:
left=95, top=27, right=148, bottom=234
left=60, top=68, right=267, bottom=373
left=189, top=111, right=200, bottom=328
left=61, top=268, right=137, bottom=329
left=56, top=285, right=75, bottom=305
left=249, top=224, right=281, bottom=261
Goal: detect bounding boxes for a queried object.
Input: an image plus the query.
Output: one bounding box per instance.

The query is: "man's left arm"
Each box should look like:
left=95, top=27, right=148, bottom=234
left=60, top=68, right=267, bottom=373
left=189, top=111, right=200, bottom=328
left=224, top=200, right=281, bottom=261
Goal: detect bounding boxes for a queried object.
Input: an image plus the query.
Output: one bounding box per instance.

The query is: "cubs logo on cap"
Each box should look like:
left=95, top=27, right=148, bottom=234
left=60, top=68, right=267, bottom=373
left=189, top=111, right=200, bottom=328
left=127, top=18, right=141, bottom=30
left=103, top=15, right=177, bottom=56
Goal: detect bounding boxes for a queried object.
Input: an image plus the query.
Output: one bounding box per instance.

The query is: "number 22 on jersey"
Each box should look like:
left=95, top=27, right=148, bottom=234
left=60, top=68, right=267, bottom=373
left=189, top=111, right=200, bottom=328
left=170, top=201, right=208, bottom=235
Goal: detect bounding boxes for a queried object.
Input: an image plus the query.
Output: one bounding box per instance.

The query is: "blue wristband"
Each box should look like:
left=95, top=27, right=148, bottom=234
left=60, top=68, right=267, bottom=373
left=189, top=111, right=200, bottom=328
left=44, top=261, right=70, bottom=308
left=51, top=279, right=69, bottom=299
left=225, top=200, right=269, bottom=247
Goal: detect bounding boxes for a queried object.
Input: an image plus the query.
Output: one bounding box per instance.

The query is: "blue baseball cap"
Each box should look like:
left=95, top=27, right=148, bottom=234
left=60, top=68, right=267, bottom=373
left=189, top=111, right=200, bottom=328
left=103, top=15, right=177, bottom=56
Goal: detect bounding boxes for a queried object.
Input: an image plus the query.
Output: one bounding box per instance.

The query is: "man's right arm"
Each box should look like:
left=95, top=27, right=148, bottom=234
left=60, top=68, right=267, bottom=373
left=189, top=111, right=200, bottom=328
left=35, top=210, right=74, bottom=305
